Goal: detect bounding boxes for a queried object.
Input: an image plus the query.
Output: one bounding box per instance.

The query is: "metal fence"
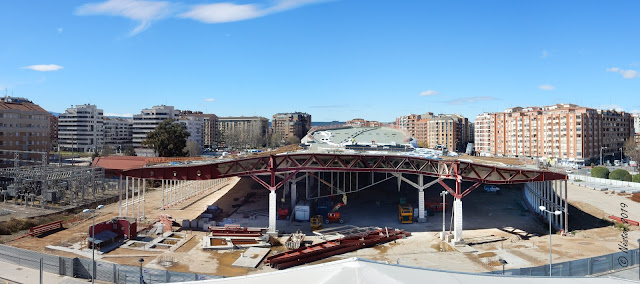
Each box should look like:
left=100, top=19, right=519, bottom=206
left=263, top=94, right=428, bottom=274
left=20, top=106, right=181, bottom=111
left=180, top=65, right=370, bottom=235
left=490, top=248, right=639, bottom=277
left=0, top=244, right=223, bottom=283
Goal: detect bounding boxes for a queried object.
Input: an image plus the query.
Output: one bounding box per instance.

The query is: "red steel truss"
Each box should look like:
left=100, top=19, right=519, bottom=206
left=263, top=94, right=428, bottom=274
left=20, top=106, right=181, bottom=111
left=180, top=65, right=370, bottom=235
left=122, top=153, right=566, bottom=195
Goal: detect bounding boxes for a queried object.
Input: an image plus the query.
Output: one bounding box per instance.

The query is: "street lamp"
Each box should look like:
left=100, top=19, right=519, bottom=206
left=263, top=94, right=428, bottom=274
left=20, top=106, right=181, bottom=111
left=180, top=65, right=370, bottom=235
left=440, top=190, right=448, bottom=240
left=600, top=146, right=606, bottom=165
left=138, top=258, right=145, bottom=284
left=83, top=204, right=104, bottom=284
left=499, top=258, right=508, bottom=275
left=539, top=205, right=562, bottom=276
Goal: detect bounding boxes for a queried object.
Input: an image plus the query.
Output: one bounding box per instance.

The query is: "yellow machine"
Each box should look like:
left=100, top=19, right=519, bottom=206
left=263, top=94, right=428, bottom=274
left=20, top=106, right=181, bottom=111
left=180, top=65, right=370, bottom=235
left=398, top=204, right=413, bottom=224
left=310, top=215, right=323, bottom=231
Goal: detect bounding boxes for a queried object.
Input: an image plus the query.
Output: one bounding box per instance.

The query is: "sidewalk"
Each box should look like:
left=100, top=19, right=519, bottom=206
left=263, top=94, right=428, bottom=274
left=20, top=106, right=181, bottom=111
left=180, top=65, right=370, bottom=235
left=0, top=260, right=91, bottom=284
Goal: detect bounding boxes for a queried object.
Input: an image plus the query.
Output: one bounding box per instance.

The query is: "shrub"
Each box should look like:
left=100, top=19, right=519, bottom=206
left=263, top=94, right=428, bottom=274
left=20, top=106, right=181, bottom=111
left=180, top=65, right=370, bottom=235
left=633, top=174, right=640, bottom=183
left=591, top=166, right=610, bottom=179
left=610, top=169, right=632, bottom=181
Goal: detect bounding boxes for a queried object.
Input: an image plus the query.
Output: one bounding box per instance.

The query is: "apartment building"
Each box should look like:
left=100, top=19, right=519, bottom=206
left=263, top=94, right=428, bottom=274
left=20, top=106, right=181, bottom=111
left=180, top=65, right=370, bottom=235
left=218, top=116, right=269, bottom=147
left=103, top=117, right=133, bottom=150
left=178, top=116, right=204, bottom=150
left=395, top=114, right=425, bottom=138
left=132, top=105, right=179, bottom=148
left=0, top=97, right=51, bottom=166
left=180, top=111, right=219, bottom=149
left=58, top=104, right=104, bottom=153
left=634, top=113, right=640, bottom=133
left=346, top=118, right=381, bottom=127
left=474, top=113, right=492, bottom=156
left=425, top=114, right=471, bottom=152
left=272, top=112, right=311, bottom=140
left=474, top=104, right=634, bottom=164
left=49, top=115, right=58, bottom=151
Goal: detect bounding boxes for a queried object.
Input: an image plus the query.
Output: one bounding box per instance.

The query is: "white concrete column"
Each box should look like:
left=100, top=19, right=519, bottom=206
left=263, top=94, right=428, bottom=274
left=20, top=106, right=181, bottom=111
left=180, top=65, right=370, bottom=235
left=268, top=188, right=277, bottom=233
left=142, top=178, right=146, bottom=218
left=125, top=176, right=129, bottom=217
left=418, top=189, right=426, bottom=223
left=453, top=198, right=463, bottom=243
left=290, top=182, right=297, bottom=210
left=161, top=180, right=165, bottom=209
left=137, top=178, right=141, bottom=219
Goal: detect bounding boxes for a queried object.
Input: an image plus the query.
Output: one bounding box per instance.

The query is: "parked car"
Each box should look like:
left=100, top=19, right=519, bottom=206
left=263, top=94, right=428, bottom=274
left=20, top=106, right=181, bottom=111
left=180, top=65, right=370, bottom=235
left=484, top=185, right=500, bottom=193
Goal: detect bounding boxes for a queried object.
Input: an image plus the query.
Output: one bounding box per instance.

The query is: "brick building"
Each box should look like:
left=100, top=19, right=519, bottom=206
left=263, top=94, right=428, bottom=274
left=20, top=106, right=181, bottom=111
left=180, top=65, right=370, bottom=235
left=474, top=104, right=634, bottom=164
left=271, top=112, right=311, bottom=140
left=0, top=97, right=51, bottom=166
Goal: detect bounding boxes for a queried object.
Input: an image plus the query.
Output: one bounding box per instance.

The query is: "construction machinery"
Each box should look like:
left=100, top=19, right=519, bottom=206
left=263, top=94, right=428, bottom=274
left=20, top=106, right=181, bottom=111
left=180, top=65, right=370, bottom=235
left=310, top=215, right=323, bottom=231
left=325, top=203, right=345, bottom=224
left=398, top=203, right=413, bottom=224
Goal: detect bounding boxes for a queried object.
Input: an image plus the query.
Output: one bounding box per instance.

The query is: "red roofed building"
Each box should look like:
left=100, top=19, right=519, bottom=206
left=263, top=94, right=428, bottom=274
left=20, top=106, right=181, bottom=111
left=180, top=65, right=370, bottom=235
left=92, top=156, right=151, bottom=178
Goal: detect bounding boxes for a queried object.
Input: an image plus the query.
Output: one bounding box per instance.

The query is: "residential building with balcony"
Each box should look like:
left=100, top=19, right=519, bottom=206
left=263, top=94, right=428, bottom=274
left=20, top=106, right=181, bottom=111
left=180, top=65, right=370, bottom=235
left=58, top=104, right=103, bottom=153
left=0, top=97, right=51, bottom=166
left=272, top=112, right=311, bottom=140
left=132, top=105, right=179, bottom=149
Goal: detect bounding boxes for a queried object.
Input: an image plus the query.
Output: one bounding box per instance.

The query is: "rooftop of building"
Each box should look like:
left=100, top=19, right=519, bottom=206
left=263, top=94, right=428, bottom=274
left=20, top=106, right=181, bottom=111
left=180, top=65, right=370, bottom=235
left=0, top=96, right=49, bottom=113
left=307, top=126, right=411, bottom=148
left=219, top=116, right=268, bottom=120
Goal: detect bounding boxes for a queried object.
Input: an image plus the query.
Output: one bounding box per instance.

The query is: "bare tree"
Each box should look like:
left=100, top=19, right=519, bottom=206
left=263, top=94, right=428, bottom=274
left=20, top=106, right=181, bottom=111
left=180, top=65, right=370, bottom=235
left=185, top=140, right=201, bottom=157
left=623, top=138, right=640, bottom=164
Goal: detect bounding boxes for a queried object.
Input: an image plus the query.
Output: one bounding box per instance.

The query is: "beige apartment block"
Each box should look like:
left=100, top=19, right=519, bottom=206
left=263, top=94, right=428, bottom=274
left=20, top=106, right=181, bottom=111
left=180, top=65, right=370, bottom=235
left=272, top=112, right=311, bottom=140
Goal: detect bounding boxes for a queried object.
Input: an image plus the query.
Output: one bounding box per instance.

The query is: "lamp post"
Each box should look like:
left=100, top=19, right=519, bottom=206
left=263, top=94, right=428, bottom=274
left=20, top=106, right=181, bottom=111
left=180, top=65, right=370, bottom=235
left=619, top=147, right=623, bottom=163
left=138, top=258, right=144, bottom=284
left=440, top=190, right=448, bottom=240
left=499, top=259, right=507, bottom=275
left=600, top=146, right=605, bottom=165
left=539, top=205, right=562, bottom=276
left=83, top=205, right=104, bottom=284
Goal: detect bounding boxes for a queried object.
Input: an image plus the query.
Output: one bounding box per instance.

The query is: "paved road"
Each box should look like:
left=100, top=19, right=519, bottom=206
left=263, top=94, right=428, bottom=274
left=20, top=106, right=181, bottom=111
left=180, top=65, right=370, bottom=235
left=0, top=260, right=91, bottom=284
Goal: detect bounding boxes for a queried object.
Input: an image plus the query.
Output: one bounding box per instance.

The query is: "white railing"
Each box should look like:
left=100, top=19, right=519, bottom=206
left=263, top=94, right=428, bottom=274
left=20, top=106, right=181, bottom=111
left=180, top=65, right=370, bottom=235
left=568, top=174, right=640, bottom=188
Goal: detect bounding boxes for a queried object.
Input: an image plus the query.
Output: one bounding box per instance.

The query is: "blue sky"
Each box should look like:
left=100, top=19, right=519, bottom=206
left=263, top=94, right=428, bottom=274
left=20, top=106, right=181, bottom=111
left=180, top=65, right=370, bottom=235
left=1, top=0, right=639, bottom=122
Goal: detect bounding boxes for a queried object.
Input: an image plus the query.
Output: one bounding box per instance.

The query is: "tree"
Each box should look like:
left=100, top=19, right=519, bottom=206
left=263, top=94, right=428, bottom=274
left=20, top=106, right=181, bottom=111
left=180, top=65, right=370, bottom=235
left=269, top=133, right=282, bottom=147
left=591, top=166, right=610, bottom=179
left=142, top=119, right=189, bottom=157
left=185, top=140, right=201, bottom=157
left=633, top=174, right=640, bottom=183
left=101, top=145, right=114, bottom=157
left=623, top=138, right=640, bottom=164
left=285, top=135, right=300, bottom=145
left=610, top=169, right=632, bottom=181
left=124, top=145, right=136, bottom=156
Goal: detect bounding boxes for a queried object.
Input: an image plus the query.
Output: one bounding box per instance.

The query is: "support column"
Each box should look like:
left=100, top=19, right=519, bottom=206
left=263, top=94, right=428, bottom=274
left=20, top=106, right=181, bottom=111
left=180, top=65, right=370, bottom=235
left=418, top=189, right=426, bottom=223
left=417, top=175, right=426, bottom=223
left=290, top=182, right=297, bottom=210
left=161, top=180, right=165, bottom=209
left=118, top=176, right=122, bottom=217
left=268, top=188, right=277, bottom=234
left=453, top=198, right=463, bottom=243
left=125, top=176, right=129, bottom=217
left=142, top=178, right=146, bottom=219
left=564, top=180, right=568, bottom=233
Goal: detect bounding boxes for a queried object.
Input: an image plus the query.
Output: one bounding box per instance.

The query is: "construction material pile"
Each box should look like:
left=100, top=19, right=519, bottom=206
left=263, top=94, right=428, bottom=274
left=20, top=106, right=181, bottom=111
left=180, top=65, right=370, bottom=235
left=266, top=227, right=410, bottom=269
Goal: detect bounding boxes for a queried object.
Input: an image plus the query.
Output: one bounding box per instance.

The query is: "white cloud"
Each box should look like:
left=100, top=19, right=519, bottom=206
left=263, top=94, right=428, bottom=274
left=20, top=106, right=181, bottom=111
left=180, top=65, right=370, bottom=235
left=606, top=67, right=640, bottom=79
left=419, top=90, right=439, bottom=96
left=76, top=0, right=172, bottom=36
left=104, top=112, right=133, bottom=117
left=179, top=0, right=325, bottom=24
left=203, top=98, right=215, bottom=102
left=57, top=27, right=63, bottom=34
left=538, top=84, right=555, bottom=91
left=447, top=96, right=498, bottom=105
left=540, top=50, right=548, bottom=59
left=596, top=104, right=625, bottom=112
left=21, top=64, right=64, bottom=72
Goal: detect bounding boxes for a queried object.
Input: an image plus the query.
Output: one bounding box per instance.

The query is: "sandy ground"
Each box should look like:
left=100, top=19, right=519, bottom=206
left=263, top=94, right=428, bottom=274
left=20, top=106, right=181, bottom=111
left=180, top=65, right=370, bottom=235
left=4, top=174, right=640, bottom=277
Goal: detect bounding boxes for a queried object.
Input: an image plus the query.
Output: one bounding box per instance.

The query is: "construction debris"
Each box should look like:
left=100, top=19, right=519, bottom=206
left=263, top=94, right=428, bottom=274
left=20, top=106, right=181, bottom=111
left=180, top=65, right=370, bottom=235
left=266, top=227, right=411, bottom=270
left=231, top=247, right=271, bottom=268
left=284, top=230, right=305, bottom=250
left=202, top=225, right=271, bottom=250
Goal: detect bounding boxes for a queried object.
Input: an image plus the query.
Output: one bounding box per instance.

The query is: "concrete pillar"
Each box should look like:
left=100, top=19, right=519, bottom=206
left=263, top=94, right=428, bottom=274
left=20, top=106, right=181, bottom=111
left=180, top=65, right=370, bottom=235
left=125, top=176, right=129, bottom=217
left=418, top=189, right=426, bottom=223
left=161, top=180, right=165, bottom=209
left=564, top=180, right=568, bottom=233
left=453, top=198, right=463, bottom=243
left=290, top=182, right=297, bottom=210
left=142, top=178, right=146, bottom=218
left=268, top=188, right=277, bottom=234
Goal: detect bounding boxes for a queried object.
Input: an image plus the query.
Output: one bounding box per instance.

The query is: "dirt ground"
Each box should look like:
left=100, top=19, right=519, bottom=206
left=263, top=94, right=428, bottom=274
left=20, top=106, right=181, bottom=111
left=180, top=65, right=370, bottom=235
left=3, top=174, right=640, bottom=277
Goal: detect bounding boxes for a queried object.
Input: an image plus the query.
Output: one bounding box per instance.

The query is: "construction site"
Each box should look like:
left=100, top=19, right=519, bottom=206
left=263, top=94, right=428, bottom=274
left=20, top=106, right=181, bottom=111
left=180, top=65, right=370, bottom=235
left=0, top=148, right=638, bottom=283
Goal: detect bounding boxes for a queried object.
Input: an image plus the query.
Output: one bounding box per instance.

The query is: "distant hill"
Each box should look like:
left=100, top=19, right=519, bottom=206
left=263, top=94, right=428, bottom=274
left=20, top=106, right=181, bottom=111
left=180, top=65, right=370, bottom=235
left=312, top=121, right=345, bottom=126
